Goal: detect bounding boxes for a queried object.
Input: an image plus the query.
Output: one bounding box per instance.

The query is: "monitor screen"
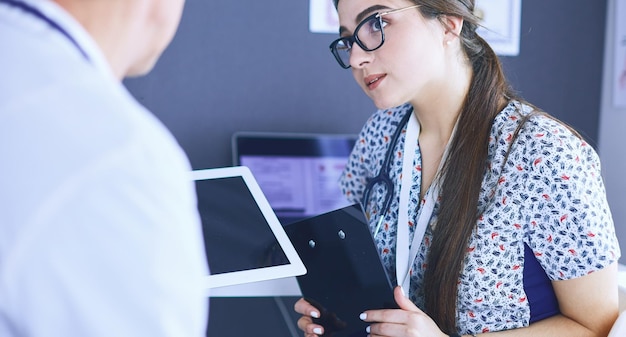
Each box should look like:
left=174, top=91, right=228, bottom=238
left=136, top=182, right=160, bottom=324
left=232, top=132, right=357, bottom=224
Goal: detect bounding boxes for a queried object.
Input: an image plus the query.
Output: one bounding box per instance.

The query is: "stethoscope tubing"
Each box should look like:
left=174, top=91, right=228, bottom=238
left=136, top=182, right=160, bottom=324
left=361, top=107, right=414, bottom=236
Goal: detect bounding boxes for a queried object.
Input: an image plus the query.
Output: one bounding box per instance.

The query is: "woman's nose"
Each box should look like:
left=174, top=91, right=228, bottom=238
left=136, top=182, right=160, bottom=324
left=349, top=43, right=373, bottom=68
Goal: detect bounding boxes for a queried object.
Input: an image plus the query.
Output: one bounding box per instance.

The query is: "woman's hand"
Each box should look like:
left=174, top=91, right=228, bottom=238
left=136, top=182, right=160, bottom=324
left=360, top=286, right=448, bottom=337
left=293, top=287, right=447, bottom=337
left=294, top=298, right=324, bottom=337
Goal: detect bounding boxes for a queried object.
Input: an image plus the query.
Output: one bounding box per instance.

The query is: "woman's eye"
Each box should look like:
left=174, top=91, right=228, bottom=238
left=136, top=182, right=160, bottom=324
left=336, top=39, right=353, bottom=53
left=369, top=19, right=388, bottom=32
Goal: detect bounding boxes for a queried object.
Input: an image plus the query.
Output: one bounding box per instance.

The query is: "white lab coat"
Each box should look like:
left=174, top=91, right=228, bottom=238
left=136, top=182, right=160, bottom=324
left=0, top=1, right=209, bottom=336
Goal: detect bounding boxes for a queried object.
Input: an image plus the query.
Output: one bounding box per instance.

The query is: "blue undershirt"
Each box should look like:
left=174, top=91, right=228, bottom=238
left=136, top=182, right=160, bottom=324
left=523, top=243, right=560, bottom=323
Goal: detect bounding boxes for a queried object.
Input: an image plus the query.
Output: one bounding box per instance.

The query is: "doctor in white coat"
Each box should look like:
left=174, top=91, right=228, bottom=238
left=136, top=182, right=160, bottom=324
left=0, top=0, right=208, bottom=336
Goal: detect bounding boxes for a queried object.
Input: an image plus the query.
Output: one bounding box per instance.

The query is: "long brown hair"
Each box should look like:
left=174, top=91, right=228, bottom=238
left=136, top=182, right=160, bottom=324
left=418, top=0, right=516, bottom=333
left=333, top=0, right=518, bottom=333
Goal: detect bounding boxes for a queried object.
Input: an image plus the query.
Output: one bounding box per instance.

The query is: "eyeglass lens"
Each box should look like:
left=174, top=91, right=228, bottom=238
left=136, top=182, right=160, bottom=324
left=332, top=14, right=385, bottom=68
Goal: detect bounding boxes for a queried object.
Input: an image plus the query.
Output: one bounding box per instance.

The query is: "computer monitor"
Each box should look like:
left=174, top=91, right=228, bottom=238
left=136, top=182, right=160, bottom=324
left=232, top=132, right=358, bottom=225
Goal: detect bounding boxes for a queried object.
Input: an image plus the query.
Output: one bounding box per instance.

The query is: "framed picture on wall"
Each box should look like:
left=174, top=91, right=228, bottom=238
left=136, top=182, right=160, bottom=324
left=614, top=0, right=626, bottom=108
left=309, top=0, right=338, bottom=34
left=474, top=0, right=522, bottom=56
left=309, top=0, right=522, bottom=56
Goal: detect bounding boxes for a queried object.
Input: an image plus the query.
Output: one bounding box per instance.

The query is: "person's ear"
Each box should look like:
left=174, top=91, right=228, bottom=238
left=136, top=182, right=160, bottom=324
left=440, top=15, right=464, bottom=45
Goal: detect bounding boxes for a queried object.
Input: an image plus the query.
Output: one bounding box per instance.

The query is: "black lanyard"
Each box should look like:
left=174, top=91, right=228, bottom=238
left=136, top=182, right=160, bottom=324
left=0, top=0, right=90, bottom=61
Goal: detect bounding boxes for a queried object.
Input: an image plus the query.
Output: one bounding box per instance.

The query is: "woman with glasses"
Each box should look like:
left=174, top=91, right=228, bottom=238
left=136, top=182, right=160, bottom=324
left=295, top=0, right=620, bottom=336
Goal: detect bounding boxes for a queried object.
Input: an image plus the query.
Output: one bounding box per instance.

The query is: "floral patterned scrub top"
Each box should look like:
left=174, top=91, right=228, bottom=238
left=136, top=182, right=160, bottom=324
left=339, top=101, right=620, bottom=334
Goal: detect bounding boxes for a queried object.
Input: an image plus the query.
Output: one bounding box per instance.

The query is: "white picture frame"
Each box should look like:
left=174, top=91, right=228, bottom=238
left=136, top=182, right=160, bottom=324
left=613, top=0, right=626, bottom=108
left=474, top=0, right=522, bottom=56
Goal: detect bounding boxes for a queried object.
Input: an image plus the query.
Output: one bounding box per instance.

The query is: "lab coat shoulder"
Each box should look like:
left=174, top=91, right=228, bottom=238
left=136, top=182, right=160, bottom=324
left=0, top=53, right=208, bottom=337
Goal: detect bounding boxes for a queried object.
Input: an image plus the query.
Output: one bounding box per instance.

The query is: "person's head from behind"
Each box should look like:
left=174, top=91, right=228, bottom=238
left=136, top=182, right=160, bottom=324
left=124, top=0, right=186, bottom=77
left=330, top=0, right=496, bottom=109
left=54, top=0, right=186, bottom=78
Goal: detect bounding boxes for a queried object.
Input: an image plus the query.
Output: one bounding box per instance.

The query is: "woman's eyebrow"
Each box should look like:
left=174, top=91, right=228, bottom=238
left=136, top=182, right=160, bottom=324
left=355, top=4, right=389, bottom=23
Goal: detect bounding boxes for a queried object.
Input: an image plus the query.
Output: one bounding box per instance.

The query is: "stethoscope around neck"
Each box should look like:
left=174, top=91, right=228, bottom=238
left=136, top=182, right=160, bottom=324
left=360, top=106, right=455, bottom=290
left=361, top=107, right=414, bottom=237
left=0, top=0, right=90, bottom=61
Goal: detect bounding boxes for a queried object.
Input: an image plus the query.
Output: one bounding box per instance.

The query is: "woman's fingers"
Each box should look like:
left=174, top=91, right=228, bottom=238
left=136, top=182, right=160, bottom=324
left=296, top=316, right=325, bottom=336
left=294, top=298, right=324, bottom=336
left=294, top=298, right=320, bottom=318
left=359, top=288, right=445, bottom=337
left=360, top=287, right=424, bottom=324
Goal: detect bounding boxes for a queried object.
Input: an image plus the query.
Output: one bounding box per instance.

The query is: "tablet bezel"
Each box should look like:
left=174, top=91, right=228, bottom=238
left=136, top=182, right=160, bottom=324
left=191, top=166, right=306, bottom=290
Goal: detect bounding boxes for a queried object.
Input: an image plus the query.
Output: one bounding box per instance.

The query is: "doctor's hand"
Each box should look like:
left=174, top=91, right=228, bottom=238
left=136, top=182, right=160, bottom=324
left=294, top=297, right=324, bottom=337
left=360, top=286, right=448, bottom=337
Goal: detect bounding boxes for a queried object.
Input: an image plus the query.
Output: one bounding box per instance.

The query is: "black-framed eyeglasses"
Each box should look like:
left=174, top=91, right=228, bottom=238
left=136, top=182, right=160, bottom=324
left=329, top=4, right=421, bottom=69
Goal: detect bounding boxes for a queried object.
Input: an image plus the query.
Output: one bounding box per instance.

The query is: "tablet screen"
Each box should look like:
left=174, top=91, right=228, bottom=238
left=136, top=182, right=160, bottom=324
left=192, top=166, right=306, bottom=290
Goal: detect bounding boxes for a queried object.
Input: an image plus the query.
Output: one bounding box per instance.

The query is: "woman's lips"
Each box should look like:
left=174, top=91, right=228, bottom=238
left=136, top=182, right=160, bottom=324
left=364, top=74, right=386, bottom=90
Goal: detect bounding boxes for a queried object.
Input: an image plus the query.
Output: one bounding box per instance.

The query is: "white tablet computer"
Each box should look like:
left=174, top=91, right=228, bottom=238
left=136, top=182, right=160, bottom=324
left=191, top=166, right=306, bottom=290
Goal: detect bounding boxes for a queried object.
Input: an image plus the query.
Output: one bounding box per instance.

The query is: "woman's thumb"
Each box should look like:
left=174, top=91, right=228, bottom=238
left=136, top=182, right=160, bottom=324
left=394, top=286, right=421, bottom=312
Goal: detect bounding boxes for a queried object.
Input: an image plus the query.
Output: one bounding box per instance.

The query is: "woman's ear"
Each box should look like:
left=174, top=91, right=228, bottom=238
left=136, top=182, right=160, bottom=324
left=440, top=15, right=464, bottom=45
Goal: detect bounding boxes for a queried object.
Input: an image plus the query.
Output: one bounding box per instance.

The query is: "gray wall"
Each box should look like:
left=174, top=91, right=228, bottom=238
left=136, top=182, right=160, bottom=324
left=124, top=0, right=375, bottom=171
left=124, top=1, right=607, bottom=169
left=124, top=1, right=609, bottom=336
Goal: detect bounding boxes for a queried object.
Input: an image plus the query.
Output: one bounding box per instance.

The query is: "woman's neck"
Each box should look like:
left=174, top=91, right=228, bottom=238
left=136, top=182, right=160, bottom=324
left=412, top=57, right=473, bottom=145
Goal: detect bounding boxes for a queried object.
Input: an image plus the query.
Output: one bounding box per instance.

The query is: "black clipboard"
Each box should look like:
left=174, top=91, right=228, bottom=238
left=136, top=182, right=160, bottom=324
left=284, top=203, right=398, bottom=337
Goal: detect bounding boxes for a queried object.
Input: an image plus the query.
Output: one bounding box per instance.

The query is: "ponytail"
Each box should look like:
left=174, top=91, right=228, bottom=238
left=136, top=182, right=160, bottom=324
left=422, top=13, right=517, bottom=335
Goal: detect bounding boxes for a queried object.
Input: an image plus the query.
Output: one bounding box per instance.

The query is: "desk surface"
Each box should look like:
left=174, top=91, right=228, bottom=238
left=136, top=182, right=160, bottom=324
left=209, top=264, right=626, bottom=298
left=209, top=276, right=301, bottom=297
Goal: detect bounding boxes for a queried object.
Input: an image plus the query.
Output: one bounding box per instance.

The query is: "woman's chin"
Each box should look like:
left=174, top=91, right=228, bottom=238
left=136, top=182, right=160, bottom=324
left=372, top=99, right=407, bottom=110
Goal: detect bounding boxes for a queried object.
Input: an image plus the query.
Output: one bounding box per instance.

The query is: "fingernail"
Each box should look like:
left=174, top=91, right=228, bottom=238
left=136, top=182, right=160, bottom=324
left=366, top=325, right=371, bottom=333
left=400, top=286, right=407, bottom=297
left=359, top=312, right=367, bottom=320
left=313, top=327, right=323, bottom=334
left=311, top=311, right=319, bottom=318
